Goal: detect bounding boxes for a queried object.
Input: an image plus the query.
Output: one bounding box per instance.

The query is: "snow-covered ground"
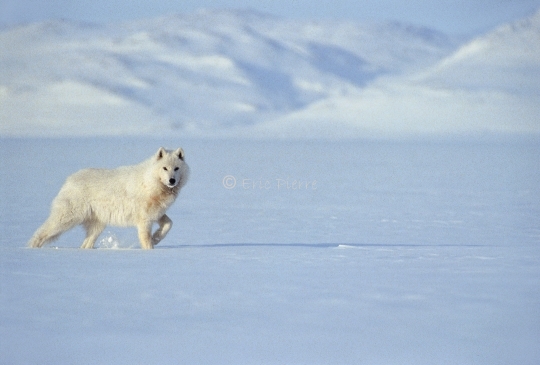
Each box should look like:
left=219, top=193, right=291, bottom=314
left=2, top=8, right=538, bottom=364
left=1, top=138, right=539, bottom=364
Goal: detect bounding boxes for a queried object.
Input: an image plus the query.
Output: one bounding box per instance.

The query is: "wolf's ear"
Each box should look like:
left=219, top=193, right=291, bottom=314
left=174, top=148, right=185, bottom=161
left=156, top=147, right=167, bottom=160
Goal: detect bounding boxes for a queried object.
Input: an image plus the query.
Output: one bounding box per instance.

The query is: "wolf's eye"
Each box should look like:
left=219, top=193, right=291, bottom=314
left=163, top=167, right=168, bottom=171
left=174, top=167, right=179, bottom=171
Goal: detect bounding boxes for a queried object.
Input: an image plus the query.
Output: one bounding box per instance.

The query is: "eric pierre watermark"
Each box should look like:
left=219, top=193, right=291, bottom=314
left=222, top=175, right=317, bottom=191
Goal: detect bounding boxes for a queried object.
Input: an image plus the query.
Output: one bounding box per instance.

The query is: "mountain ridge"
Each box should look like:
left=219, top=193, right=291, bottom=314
left=0, top=9, right=538, bottom=138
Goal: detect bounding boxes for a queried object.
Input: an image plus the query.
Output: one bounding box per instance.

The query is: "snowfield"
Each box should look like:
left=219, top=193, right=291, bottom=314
left=1, top=138, right=539, bottom=364
left=1, top=8, right=539, bottom=364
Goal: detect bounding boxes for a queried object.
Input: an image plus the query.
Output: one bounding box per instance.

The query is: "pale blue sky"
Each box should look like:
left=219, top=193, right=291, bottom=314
left=1, top=0, right=539, bottom=35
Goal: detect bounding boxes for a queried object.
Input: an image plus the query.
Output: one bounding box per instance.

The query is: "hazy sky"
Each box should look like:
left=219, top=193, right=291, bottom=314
left=1, top=0, right=539, bottom=35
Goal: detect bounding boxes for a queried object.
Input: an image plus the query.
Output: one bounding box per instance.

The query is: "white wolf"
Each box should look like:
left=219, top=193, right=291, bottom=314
left=28, top=147, right=189, bottom=249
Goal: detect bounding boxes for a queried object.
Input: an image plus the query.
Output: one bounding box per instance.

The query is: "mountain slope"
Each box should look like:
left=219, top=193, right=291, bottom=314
left=1, top=9, right=538, bottom=138
left=419, top=8, right=540, bottom=94
left=0, top=10, right=456, bottom=137
left=253, top=9, right=540, bottom=139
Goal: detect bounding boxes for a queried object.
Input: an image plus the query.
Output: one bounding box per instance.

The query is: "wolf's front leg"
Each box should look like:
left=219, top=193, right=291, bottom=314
left=137, top=222, right=154, bottom=249
left=152, top=214, right=173, bottom=246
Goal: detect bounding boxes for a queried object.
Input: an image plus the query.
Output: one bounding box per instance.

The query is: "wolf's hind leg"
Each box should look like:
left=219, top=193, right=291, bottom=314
left=28, top=221, right=62, bottom=248
left=28, top=213, right=80, bottom=248
left=152, top=214, right=173, bottom=246
left=81, top=220, right=106, bottom=249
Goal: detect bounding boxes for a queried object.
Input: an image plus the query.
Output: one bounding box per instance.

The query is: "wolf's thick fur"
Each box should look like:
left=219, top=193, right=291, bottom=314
left=28, top=147, right=189, bottom=249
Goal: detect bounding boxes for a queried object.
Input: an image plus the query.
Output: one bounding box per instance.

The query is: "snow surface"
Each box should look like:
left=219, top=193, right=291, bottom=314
left=1, top=138, right=539, bottom=364
left=1, top=9, right=539, bottom=138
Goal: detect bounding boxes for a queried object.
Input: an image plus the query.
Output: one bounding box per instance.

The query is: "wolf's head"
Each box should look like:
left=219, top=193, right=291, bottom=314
left=154, top=147, right=189, bottom=189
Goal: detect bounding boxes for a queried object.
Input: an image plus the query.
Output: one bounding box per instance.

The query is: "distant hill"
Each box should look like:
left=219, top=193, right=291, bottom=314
left=420, top=8, right=540, bottom=94
left=0, top=9, right=538, bottom=138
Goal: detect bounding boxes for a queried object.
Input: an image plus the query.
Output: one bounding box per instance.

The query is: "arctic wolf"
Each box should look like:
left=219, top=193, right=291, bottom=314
left=28, top=147, right=189, bottom=249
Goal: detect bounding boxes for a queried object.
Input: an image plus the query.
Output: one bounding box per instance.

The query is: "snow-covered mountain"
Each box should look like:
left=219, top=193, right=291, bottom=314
left=0, top=9, right=538, bottom=138
left=420, top=9, right=540, bottom=94
left=253, top=9, right=540, bottom=139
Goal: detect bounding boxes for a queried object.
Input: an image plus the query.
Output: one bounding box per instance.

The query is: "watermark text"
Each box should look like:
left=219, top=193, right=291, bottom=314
left=223, top=175, right=317, bottom=191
